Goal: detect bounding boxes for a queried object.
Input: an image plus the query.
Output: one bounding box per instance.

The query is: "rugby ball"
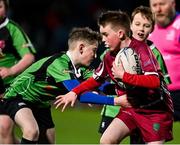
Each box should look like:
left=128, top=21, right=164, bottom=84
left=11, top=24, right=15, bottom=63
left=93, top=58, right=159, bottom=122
left=114, top=47, right=141, bottom=89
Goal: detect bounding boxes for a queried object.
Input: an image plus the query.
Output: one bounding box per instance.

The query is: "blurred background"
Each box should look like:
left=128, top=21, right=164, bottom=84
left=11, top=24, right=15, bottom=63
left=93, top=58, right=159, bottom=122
left=9, top=0, right=180, bottom=59
left=10, top=0, right=180, bottom=144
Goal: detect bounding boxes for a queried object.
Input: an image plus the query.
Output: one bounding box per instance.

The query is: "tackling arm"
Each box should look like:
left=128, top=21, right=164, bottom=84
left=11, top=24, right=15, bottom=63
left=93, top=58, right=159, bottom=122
left=62, top=79, right=114, bottom=105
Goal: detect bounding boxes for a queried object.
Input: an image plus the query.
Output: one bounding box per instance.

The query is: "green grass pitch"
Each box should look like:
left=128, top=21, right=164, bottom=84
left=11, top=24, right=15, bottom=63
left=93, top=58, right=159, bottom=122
left=15, top=104, right=180, bottom=144
left=52, top=104, right=180, bottom=144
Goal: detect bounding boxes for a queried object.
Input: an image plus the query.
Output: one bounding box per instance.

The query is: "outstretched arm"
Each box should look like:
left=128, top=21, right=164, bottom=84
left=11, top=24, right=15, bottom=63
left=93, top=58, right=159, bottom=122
left=54, top=91, right=131, bottom=112
left=54, top=77, right=101, bottom=111
left=54, top=78, right=131, bottom=112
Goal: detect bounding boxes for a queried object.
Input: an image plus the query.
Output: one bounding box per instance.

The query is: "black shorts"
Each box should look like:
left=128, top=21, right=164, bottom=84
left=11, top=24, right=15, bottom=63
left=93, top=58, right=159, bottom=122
left=98, top=115, right=114, bottom=134
left=0, top=97, right=54, bottom=130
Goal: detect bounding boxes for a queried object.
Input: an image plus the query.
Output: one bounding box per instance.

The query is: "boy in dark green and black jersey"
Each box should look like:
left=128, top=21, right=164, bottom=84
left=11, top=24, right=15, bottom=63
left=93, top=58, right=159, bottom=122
left=0, top=5, right=36, bottom=87
left=0, top=0, right=36, bottom=144
left=0, top=27, right=101, bottom=144
left=0, top=18, right=36, bottom=85
left=5, top=52, right=93, bottom=107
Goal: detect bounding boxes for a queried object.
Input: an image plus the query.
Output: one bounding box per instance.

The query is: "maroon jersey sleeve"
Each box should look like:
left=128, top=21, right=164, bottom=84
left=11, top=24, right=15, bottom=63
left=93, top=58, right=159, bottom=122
left=72, top=77, right=101, bottom=95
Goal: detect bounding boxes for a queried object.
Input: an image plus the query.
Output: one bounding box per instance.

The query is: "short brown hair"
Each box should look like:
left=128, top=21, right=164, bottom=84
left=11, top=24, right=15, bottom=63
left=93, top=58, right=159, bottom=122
left=131, top=6, right=155, bottom=32
left=97, top=10, right=131, bottom=36
left=68, top=27, right=101, bottom=47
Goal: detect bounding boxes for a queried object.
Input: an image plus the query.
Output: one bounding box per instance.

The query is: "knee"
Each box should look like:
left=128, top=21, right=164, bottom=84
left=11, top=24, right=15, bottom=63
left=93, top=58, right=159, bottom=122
left=0, top=125, right=12, bottom=136
left=23, top=126, right=39, bottom=140
left=0, top=119, right=13, bottom=137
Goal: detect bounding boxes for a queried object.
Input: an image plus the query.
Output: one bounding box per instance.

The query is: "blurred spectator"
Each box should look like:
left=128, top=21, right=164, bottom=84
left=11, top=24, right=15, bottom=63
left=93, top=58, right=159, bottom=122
left=8, top=0, right=152, bottom=59
left=149, top=0, right=180, bottom=121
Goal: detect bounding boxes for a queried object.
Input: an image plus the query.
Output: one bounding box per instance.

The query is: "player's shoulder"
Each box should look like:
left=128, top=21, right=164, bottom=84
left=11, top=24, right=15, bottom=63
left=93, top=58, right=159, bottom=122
left=7, top=19, right=21, bottom=28
left=49, top=53, right=71, bottom=68
left=103, top=50, right=114, bottom=62
left=171, top=13, right=180, bottom=29
left=131, top=37, right=147, bottom=47
left=146, top=40, right=157, bottom=50
left=6, top=19, right=27, bottom=36
left=130, top=38, right=149, bottom=53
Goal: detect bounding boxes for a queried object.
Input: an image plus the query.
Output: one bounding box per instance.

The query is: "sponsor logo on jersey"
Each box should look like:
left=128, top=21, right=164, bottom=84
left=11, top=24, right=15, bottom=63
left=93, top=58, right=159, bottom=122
left=62, top=69, right=82, bottom=78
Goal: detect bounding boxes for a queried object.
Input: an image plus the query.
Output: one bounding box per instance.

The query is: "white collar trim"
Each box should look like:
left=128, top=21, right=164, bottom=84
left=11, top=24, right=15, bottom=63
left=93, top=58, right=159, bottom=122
left=0, top=18, right=9, bottom=29
left=66, top=51, right=81, bottom=78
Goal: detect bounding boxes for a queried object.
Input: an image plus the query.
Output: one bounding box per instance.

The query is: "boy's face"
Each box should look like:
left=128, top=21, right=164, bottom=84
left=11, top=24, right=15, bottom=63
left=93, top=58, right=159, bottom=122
left=79, top=42, right=98, bottom=67
left=0, top=1, right=6, bottom=20
left=131, top=13, right=153, bottom=41
left=100, top=24, right=121, bottom=53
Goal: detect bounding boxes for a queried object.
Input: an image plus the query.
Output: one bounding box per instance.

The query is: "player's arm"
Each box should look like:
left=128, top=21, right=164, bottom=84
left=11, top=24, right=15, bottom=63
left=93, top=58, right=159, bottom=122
left=61, top=77, right=101, bottom=93
left=112, top=61, right=160, bottom=88
left=54, top=77, right=99, bottom=111
left=10, top=25, right=36, bottom=76
left=54, top=77, right=129, bottom=111
left=62, top=79, right=115, bottom=105
left=0, top=22, right=36, bottom=79
left=0, top=53, right=35, bottom=78
left=122, top=72, right=160, bottom=88
left=10, top=53, right=35, bottom=76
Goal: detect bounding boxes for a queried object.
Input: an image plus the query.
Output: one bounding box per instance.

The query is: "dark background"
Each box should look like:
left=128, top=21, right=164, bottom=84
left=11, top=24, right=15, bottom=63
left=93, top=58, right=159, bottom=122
left=8, top=0, right=180, bottom=59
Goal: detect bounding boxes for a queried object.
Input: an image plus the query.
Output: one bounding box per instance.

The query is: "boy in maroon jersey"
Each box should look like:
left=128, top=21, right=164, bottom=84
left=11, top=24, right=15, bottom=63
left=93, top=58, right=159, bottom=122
left=54, top=10, right=173, bottom=144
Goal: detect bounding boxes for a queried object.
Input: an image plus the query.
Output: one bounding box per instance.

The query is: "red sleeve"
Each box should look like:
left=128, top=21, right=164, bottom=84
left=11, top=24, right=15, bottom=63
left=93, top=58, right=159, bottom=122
left=72, top=77, right=101, bottom=95
left=122, top=72, right=160, bottom=88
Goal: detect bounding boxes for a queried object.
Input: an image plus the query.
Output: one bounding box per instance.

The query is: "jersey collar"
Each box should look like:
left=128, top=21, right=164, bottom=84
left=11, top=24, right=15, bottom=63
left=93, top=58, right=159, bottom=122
left=0, top=17, right=9, bottom=29
left=66, top=51, right=81, bottom=78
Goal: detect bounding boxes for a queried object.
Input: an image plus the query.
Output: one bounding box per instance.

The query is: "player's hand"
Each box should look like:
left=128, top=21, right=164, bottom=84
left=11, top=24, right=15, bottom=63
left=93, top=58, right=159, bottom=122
left=0, top=67, right=14, bottom=78
left=112, top=61, right=125, bottom=79
left=114, top=94, right=131, bottom=108
left=54, top=91, right=78, bottom=112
